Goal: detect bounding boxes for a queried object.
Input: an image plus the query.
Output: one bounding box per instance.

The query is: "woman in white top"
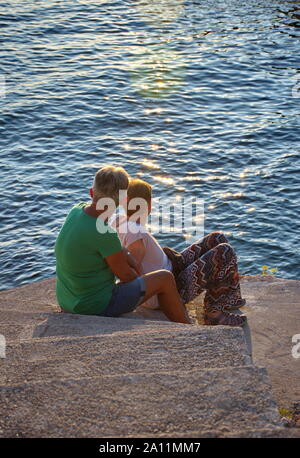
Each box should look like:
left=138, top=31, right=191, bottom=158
left=112, top=178, right=247, bottom=327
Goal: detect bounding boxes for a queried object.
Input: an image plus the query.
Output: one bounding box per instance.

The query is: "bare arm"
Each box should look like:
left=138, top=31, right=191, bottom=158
left=105, top=248, right=138, bottom=282
left=127, top=238, right=146, bottom=267
left=126, top=246, right=143, bottom=276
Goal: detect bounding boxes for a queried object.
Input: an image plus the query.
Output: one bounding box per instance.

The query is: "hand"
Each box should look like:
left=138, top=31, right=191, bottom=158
left=126, top=250, right=143, bottom=276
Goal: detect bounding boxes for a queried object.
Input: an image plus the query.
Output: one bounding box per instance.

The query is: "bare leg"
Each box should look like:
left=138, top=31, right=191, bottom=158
left=139, top=270, right=191, bottom=324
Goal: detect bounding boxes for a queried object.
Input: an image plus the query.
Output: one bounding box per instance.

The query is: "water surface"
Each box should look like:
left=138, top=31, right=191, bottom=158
left=0, top=0, right=300, bottom=289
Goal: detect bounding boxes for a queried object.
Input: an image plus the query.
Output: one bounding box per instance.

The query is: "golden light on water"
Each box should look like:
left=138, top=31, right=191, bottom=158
left=141, top=159, right=161, bottom=169
left=202, top=175, right=227, bottom=182
left=218, top=191, right=244, bottom=199
left=240, top=168, right=251, bottom=180
left=153, top=175, right=175, bottom=186
left=135, top=0, right=184, bottom=27
left=150, top=144, right=160, bottom=151
left=127, top=46, right=185, bottom=99
left=144, top=107, right=164, bottom=115
left=181, top=176, right=202, bottom=182
left=176, top=174, right=228, bottom=183
left=167, top=147, right=179, bottom=153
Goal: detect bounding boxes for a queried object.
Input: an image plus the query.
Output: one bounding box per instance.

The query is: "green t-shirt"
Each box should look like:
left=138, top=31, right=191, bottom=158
left=55, top=202, right=122, bottom=315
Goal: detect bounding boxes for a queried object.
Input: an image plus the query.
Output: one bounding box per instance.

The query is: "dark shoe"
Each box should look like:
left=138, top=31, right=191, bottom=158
left=204, top=311, right=247, bottom=327
left=223, top=298, right=246, bottom=311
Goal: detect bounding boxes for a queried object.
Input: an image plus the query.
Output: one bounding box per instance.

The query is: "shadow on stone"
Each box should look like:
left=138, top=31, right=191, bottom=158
left=32, top=311, right=182, bottom=339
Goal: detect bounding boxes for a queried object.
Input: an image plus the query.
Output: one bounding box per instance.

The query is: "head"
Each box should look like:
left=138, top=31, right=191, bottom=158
left=126, top=178, right=152, bottom=223
left=90, top=166, right=129, bottom=208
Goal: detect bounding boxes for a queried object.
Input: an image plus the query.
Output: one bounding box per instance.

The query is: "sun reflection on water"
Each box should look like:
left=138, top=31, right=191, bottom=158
left=135, top=0, right=184, bottom=27
left=153, top=175, right=175, bottom=186
left=141, top=159, right=161, bottom=170
left=127, top=45, right=186, bottom=99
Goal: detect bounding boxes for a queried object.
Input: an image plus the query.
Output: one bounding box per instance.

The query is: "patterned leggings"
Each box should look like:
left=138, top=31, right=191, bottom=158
left=174, top=232, right=244, bottom=314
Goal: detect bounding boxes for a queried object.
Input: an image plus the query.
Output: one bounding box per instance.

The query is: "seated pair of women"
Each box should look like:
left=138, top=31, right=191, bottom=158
left=55, top=166, right=246, bottom=327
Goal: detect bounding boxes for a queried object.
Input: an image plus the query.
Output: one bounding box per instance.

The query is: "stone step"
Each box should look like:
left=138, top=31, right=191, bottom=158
left=0, top=324, right=35, bottom=343
left=0, top=311, right=51, bottom=343
left=0, top=277, right=57, bottom=312
left=4, top=324, right=249, bottom=364
left=0, top=365, right=281, bottom=438
left=32, top=313, right=194, bottom=339
left=0, top=310, right=248, bottom=344
left=152, top=426, right=299, bottom=438
left=0, top=310, right=190, bottom=343
left=1, top=327, right=250, bottom=385
left=215, top=426, right=300, bottom=438
left=0, top=319, right=49, bottom=343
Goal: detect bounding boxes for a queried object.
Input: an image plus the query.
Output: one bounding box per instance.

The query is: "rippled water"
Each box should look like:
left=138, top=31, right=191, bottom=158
left=0, top=0, right=299, bottom=290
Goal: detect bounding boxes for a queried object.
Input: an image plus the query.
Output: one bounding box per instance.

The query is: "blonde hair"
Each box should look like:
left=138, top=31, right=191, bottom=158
left=93, top=166, right=129, bottom=205
left=127, top=178, right=152, bottom=217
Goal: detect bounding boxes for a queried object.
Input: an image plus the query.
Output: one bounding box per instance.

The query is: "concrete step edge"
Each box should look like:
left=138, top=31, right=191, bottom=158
left=4, top=347, right=251, bottom=367
left=2, top=347, right=252, bottom=385
left=0, top=364, right=265, bottom=389
left=122, top=426, right=299, bottom=438
left=6, top=324, right=245, bottom=346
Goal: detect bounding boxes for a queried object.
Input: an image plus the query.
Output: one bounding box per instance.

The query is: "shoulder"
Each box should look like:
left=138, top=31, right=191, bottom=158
left=72, top=202, right=88, bottom=210
left=66, top=202, right=88, bottom=217
left=96, top=217, right=119, bottom=239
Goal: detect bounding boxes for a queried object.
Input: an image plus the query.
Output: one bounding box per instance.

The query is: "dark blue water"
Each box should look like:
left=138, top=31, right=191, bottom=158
left=0, top=0, right=299, bottom=290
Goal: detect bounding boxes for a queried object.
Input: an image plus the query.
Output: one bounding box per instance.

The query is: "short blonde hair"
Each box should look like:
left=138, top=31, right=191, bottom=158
left=93, top=166, right=129, bottom=205
left=127, top=178, right=152, bottom=217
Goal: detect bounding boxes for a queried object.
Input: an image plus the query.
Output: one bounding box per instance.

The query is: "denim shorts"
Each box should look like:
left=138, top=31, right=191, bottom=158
left=100, top=276, right=146, bottom=317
